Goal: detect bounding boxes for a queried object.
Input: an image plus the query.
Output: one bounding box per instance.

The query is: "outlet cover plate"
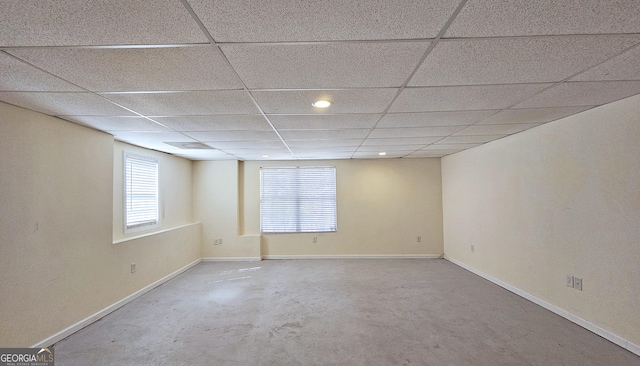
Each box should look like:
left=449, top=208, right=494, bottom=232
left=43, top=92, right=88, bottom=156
left=566, top=275, right=574, bottom=287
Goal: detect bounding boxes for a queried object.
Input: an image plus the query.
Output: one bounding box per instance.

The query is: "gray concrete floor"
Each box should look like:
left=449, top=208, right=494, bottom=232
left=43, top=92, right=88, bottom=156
left=54, top=259, right=640, bottom=365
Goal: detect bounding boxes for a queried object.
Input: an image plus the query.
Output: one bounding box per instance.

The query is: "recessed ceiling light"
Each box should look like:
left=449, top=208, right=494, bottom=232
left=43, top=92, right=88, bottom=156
left=378, top=152, right=387, bottom=156
left=312, top=100, right=331, bottom=108
left=261, top=154, right=270, bottom=158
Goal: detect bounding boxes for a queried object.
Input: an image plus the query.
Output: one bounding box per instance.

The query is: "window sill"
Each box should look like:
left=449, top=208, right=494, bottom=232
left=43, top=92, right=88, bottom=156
left=112, top=222, right=200, bottom=245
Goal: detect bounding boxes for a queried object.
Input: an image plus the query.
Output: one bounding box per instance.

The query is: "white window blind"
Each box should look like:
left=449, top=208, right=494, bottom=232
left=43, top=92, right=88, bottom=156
left=124, top=152, right=159, bottom=232
left=260, top=167, right=337, bottom=233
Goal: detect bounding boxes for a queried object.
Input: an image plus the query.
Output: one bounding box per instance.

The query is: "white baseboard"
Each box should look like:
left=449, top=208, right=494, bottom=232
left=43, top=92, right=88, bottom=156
left=202, top=257, right=262, bottom=262
left=31, top=258, right=202, bottom=348
left=262, top=254, right=442, bottom=260
left=444, top=256, right=640, bottom=357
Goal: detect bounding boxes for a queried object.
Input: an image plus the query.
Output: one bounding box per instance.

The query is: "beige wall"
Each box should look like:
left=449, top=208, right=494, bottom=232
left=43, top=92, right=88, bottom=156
left=442, top=94, right=640, bottom=346
left=0, top=102, right=200, bottom=347
left=193, top=160, right=261, bottom=258
left=194, top=158, right=443, bottom=257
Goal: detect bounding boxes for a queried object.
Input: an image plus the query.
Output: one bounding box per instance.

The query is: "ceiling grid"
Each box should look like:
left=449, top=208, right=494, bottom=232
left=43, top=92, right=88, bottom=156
left=0, top=0, right=639, bottom=160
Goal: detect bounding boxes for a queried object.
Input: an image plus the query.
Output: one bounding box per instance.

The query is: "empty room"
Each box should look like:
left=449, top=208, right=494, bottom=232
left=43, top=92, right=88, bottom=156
left=1, top=1, right=639, bottom=365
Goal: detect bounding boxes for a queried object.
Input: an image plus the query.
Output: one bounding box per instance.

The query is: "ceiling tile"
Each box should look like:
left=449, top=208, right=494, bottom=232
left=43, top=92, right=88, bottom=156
left=62, top=116, right=171, bottom=131
left=571, top=45, right=640, bottom=82
left=353, top=151, right=413, bottom=158
left=454, top=124, right=542, bottom=136
left=203, top=140, right=286, bottom=149
left=286, top=139, right=363, bottom=148
left=0, top=52, right=82, bottom=91
left=407, top=151, right=449, bottom=158
left=0, top=92, right=135, bottom=116
left=0, top=0, right=207, bottom=46
left=291, top=146, right=358, bottom=153
left=362, top=137, right=442, bottom=146
left=446, top=0, right=640, bottom=37
left=252, top=89, right=398, bottom=114
left=183, top=130, right=281, bottom=141
left=414, top=148, right=464, bottom=154
left=514, top=81, right=640, bottom=108
left=409, top=36, right=640, bottom=86
left=389, top=84, right=551, bottom=112
left=295, top=152, right=354, bottom=160
left=234, top=151, right=296, bottom=160
left=102, top=91, right=259, bottom=115
left=222, top=147, right=291, bottom=153
left=424, top=144, right=482, bottom=150
left=368, top=126, right=465, bottom=138
left=477, top=106, right=592, bottom=125
left=188, top=0, right=460, bottom=42
left=8, top=46, right=243, bottom=92
left=108, top=131, right=196, bottom=144
left=280, top=129, right=370, bottom=140
left=152, top=115, right=271, bottom=131
left=268, top=114, right=380, bottom=130
left=221, top=42, right=428, bottom=89
left=379, top=110, right=497, bottom=128
left=438, top=135, right=506, bottom=144
left=357, top=145, right=426, bottom=152
left=174, top=150, right=237, bottom=161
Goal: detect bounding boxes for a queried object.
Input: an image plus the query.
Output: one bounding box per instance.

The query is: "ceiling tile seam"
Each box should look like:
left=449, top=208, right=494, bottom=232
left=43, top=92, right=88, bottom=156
left=567, top=41, right=640, bottom=81
left=97, top=89, right=245, bottom=94
left=349, top=0, right=470, bottom=159
left=179, top=0, right=295, bottom=159
left=0, top=43, right=211, bottom=50
left=248, top=87, right=400, bottom=92
left=463, top=41, right=640, bottom=129
left=477, top=108, right=601, bottom=127
left=216, top=39, right=435, bottom=46
left=439, top=33, right=640, bottom=42
left=403, top=82, right=559, bottom=89
left=0, top=50, right=202, bottom=145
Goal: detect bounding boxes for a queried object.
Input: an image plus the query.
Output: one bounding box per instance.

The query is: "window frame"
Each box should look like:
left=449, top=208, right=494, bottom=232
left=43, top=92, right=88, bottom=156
left=260, top=166, right=337, bottom=234
left=123, top=151, right=160, bottom=234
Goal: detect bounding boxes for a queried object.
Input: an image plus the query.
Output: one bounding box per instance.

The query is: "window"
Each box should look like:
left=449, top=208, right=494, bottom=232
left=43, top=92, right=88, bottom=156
left=124, top=152, right=159, bottom=232
left=260, top=167, right=337, bottom=233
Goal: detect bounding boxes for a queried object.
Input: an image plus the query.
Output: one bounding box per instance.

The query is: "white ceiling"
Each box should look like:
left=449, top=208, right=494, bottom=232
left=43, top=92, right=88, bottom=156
left=1, top=0, right=639, bottom=161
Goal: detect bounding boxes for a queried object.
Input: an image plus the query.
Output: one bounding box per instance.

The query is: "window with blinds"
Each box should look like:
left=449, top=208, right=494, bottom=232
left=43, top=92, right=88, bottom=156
left=260, top=167, right=337, bottom=233
left=124, top=152, right=159, bottom=232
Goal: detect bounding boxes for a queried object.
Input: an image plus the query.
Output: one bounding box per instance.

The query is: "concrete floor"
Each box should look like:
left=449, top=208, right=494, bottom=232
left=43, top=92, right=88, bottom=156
left=55, top=259, right=640, bottom=365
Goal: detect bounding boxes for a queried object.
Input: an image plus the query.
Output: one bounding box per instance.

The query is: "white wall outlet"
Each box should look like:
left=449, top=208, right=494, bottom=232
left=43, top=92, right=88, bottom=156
left=417, top=236, right=422, bottom=243
left=219, top=239, right=222, bottom=245
left=566, top=275, right=574, bottom=287
left=470, top=245, right=475, bottom=252
left=214, top=239, right=223, bottom=245
left=131, top=263, right=136, bottom=274
left=574, top=277, right=582, bottom=291
left=312, top=236, right=317, bottom=243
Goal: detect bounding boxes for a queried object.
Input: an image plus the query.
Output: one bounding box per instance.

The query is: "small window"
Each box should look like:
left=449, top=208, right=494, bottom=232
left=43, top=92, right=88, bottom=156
left=261, top=166, right=337, bottom=233
left=124, top=152, right=159, bottom=233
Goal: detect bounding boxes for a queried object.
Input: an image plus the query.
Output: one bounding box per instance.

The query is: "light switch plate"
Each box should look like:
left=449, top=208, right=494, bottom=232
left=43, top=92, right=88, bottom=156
left=574, top=277, right=582, bottom=291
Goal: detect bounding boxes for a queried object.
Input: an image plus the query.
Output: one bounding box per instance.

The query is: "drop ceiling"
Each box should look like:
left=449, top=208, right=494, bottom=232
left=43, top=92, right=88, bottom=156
left=1, top=0, right=639, bottom=161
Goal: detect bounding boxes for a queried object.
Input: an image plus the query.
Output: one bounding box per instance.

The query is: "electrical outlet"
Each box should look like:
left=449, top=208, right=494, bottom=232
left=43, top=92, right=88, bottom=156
left=573, top=277, right=582, bottom=291
left=470, top=245, right=475, bottom=252
left=312, top=236, right=317, bottom=243
left=417, top=236, right=422, bottom=243
left=214, top=239, right=223, bottom=245
left=131, top=263, right=136, bottom=274
left=219, top=239, right=222, bottom=245
left=566, top=275, right=574, bottom=288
